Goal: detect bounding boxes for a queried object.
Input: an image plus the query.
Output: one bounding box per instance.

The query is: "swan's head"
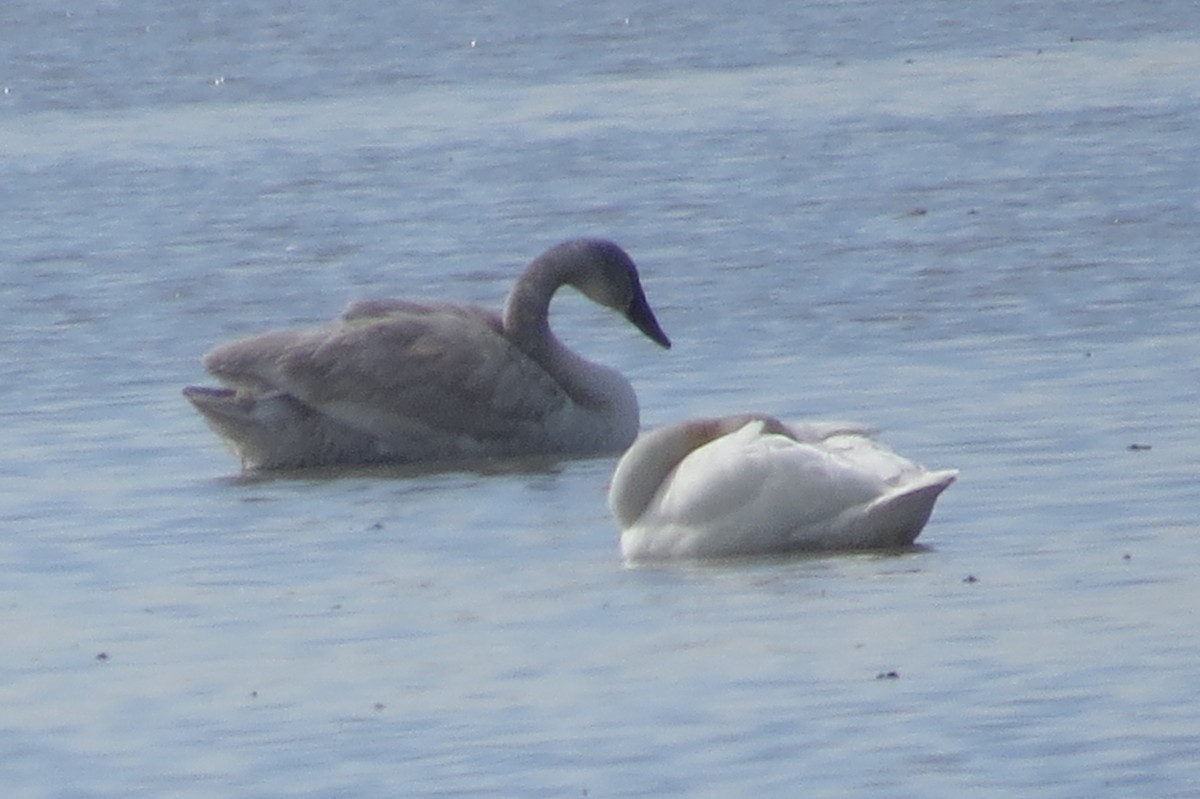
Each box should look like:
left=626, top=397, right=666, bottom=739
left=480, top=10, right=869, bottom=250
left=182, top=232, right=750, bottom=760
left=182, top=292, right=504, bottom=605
left=551, top=238, right=672, bottom=349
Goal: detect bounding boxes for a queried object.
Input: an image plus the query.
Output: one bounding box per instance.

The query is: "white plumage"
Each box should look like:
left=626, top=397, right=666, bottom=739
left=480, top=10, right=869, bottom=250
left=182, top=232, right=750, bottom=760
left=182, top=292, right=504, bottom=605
left=609, top=414, right=956, bottom=561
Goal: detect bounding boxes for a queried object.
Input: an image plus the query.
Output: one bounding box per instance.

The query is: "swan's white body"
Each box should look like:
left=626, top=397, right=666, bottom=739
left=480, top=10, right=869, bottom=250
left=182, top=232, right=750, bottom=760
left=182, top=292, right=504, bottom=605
left=609, top=414, right=956, bottom=561
left=184, top=239, right=670, bottom=470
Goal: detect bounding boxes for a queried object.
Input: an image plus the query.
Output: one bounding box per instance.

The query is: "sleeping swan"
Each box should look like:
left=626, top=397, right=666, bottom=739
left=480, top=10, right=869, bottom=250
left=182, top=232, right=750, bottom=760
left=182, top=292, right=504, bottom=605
left=183, top=238, right=671, bottom=470
left=609, top=414, right=956, bottom=561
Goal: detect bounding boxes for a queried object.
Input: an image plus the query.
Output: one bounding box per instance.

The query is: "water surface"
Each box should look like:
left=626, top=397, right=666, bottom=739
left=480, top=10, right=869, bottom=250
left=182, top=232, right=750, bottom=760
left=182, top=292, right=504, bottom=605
left=2, top=2, right=1199, bottom=797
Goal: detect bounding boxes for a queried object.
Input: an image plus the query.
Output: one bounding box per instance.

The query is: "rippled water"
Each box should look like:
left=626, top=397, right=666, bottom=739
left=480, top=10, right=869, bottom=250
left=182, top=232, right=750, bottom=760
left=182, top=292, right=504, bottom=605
left=3, top=2, right=1200, bottom=797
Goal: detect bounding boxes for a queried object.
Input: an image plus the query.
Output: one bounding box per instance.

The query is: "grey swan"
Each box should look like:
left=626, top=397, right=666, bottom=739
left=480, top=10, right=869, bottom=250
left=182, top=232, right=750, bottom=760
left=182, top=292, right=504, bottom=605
left=184, top=238, right=671, bottom=470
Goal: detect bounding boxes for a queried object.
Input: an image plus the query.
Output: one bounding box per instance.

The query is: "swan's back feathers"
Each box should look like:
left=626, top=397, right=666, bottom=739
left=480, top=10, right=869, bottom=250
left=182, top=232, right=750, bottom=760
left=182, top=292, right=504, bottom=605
left=652, top=421, right=880, bottom=529
left=612, top=415, right=957, bottom=560
left=339, top=298, right=503, bottom=333
left=203, top=304, right=571, bottom=458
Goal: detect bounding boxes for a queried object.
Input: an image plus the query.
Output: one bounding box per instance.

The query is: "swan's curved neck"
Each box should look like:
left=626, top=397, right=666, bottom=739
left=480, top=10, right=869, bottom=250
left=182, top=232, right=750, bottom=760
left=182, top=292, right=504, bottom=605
left=501, top=250, right=634, bottom=417
left=608, top=417, right=785, bottom=526
left=502, top=250, right=563, bottom=355
left=608, top=424, right=691, bottom=527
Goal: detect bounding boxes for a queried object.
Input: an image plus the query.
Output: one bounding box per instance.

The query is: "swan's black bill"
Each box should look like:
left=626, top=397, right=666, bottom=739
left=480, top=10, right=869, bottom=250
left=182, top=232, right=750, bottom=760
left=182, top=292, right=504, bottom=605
left=627, top=287, right=671, bottom=349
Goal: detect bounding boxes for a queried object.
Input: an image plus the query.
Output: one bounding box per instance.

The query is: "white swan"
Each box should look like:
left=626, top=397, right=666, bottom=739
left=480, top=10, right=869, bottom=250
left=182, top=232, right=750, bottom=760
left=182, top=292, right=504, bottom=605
left=609, top=414, right=956, bottom=561
left=183, top=238, right=671, bottom=470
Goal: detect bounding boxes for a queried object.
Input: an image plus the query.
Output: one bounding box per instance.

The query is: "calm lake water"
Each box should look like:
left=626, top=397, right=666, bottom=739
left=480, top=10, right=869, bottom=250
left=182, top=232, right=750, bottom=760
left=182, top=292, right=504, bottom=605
left=3, top=2, right=1200, bottom=797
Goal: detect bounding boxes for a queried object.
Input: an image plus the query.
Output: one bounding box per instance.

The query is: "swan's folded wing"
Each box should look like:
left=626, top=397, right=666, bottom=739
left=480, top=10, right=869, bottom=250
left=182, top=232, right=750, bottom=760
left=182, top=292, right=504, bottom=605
left=657, top=427, right=884, bottom=529
left=204, top=307, right=569, bottom=445
left=339, top=298, right=503, bottom=334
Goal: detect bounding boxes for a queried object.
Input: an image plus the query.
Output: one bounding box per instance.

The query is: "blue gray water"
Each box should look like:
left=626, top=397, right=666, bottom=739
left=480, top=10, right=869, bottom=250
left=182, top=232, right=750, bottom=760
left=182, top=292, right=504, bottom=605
left=3, top=2, right=1200, bottom=796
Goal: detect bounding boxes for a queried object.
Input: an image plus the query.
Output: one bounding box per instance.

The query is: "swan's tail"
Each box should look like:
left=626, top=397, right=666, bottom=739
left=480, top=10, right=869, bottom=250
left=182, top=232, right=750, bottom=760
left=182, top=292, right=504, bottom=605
left=862, top=469, right=958, bottom=547
left=184, top=386, right=374, bottom=470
